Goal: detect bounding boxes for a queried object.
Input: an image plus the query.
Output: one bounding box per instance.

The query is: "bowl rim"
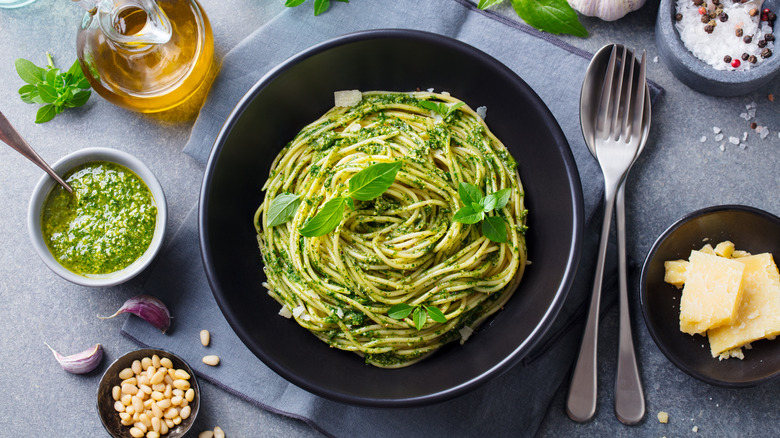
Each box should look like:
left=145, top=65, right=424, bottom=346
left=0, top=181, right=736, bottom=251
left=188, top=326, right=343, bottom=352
left=27, top=147, right=167, bottom=287
left=96, top=348, right=199, bottom=437
left=657, top=0, right=780, bottom=83
left=639, top=203, right=780, bottom=387
left=198, top=28, right=583, bottom=406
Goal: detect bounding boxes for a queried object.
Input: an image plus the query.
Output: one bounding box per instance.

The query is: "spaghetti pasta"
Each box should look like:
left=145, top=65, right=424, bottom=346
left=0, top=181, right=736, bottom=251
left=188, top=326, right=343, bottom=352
left=254, top=91, right=528, bottom=368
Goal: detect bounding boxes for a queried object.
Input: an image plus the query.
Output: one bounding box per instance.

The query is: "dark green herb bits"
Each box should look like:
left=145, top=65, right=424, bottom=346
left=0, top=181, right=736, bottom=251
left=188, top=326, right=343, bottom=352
left=41, top=161, right=157, bottom=275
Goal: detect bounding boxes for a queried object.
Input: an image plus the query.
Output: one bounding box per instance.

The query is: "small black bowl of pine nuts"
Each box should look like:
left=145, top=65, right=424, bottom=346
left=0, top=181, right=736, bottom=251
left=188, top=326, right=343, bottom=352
left=97, top=349, right=200, bottom=438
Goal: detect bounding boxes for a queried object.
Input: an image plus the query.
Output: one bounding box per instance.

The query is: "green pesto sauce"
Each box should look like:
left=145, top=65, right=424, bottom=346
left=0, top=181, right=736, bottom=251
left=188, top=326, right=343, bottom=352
left=41, top=161, right=157, bottom=275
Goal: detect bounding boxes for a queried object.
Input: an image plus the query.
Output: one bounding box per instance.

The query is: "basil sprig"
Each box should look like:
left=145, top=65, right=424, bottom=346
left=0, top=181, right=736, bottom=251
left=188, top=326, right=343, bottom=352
left=15, top=53, right=92, bottom=123
left=419, top=100, right=464, bottom=118
left=285, top=0, right=348, bottom=15
left=266, top=193, right=302, bottom=227
left=478, top=0, right=587, bottom=37
left=452, top=182, right=512, bottom=243
left=296, top=161, right=402, bottom=237
left=388, top=303, right=447, bottom=330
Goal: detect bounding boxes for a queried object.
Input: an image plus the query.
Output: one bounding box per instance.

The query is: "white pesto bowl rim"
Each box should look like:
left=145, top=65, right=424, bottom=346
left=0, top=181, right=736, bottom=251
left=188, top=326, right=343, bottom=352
left=27, top=147, right=167, bottom=287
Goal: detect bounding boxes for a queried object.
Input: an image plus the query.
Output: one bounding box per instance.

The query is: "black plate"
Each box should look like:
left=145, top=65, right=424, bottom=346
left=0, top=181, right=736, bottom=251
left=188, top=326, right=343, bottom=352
left=199, top=29, right=583, bottom=407
left=640, top=205, right=780, bottom=387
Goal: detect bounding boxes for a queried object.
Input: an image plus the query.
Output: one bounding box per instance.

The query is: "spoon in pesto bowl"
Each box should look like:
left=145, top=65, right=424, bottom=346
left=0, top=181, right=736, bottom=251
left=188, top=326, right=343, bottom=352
left=0, top=110, right=72, bottom=193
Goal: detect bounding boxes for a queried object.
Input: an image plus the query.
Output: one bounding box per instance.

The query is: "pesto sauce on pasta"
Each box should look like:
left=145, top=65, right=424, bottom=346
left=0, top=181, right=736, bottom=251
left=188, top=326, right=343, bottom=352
left=254, top=91, right=528, bottom=368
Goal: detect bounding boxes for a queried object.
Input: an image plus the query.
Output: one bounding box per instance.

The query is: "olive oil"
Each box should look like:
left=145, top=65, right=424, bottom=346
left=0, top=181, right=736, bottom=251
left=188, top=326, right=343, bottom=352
left=77, top=0, right=214, bottom=113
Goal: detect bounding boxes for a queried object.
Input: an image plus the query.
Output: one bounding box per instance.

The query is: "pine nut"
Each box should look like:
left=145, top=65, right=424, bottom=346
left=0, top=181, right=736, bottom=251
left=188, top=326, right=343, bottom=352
left=112, top=385, right=121, bottom=401
left=214, top=426, right=225, bottom=438
left=151, top=391, right=164, bottom=401
left=147, top=432, right=160, bottom=438
left=119, top=368, right=135, bottom=380
left=126, top=406, right=135, bottom=416
left=151, top=383, right=165, bottom=392
left=133, top=422, right=147, bottom=434
left=151, top=369, right=166, bottom=385
left=175, top=369, right=191, bottom=380
left=114, top=400, right=126, bottom=412
left=143, top=399, right=153, bottom=409
left=185, top=389, right=195, bottom=402
left=132, top=396, right=144, bottom=413
left=199, top=432, right=214, bottom=438
left=146, top=366, right=155, bottom=381
left=121, top=394, right=133, bottom=406
left=171, top=396, right=183, bottom=406
left=160, top=422, right=168, bottom=435
left=137, top=375, right=150, bottom=386
left=164, top=384, right=172, bottom=398
left=139, top=384, right=152, bottom=395
left=165, top=418, right=175, bottom=428
left=202, top=355, right=220, bottom=366
left=151, top=416, right=161, bottom=432
left=160, top=357, right=173, bottom=369
left=156, top=398, right=171, bottom=410
left=164, top=375, right=173, bottom=385
left=151, top=402, right=163, bottom=418
left=172, top=416, right=182, bottom=425
left=172, top=389, right=185, bottom=398
left=173, top=379, right=190, bottom=391
left=121, top=416, right=134, bottom=427
left=200, top=330, right=210, bottom=346
left=152, top=355, right=161, bottom=368
left=131, top=360, right=142, bottom=375
left=141, top=357, right=152, bottom=369
left=129, top=427, right=144, bottom=438
left=163, top=407, right=178, bottom=419
left=180, top=405, right=191, bottom=420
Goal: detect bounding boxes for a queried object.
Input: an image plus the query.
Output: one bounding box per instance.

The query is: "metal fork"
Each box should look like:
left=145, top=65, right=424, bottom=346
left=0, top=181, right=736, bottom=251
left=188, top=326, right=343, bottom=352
left=566, top=45, right=648, bottom=423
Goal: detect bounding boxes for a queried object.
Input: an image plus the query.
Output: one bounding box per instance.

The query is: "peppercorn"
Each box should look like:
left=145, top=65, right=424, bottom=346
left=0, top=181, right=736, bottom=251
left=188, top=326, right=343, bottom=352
left=744, top=35, right=753, bottom=44
left=719, top=12, right=728, bottom=22
left=749, top=8, right=759, bottom=16
left=704, top=24, right=715, bottom=33
left=749, top=55, right=757, bottom=64
left=732, top=58, right=741, bottom=68
left=701, top=14, right=710, bottom=23
left=736, top=28, right=744, bottom=37
left=761, top=48, right=773, bottom=58
left=712, top=0, right=719, bottom=4
left=724, top=55, right=732, bottom=63
left=751, top=122, right=757, bottom=129
left=758, top=39, right=767, bottom=48
left=675, top=12, right=683, bottom=21
left=742, top=52, right=750, bottom=61
left=765, top=33, right=775, bottom=42
left=693, top=0, right=703, bottom=5
left=768, top=12, right=777, bottom=22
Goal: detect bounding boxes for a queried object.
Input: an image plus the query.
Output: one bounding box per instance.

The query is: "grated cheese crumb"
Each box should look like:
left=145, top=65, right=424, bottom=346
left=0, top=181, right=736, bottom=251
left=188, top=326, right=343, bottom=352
left=459, top=326, right=474, bottom=344
left=657, top=411, right=669, bottom=424
left=334, top=90, right=362, bottom=107
left=278, top=306, right=292, bottom=319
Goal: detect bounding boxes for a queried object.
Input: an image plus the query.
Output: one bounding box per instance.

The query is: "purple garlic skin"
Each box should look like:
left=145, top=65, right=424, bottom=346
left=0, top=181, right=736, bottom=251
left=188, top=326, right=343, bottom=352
left=99, top=294, right=171, bottom=333
left=46, top=343, right=103, bottom=374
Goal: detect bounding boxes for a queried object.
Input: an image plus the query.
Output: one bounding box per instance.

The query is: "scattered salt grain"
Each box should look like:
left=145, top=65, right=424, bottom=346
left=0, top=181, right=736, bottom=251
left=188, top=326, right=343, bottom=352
left=740, top=112, right=751, bottom=121
left=713, top=126, right=721, bottom=134
left=719, top=143, right=725, bottom=151
left=743, top=131, right=748, bottom=141
left=714, top=133, right=724, bottom=141
left=693, top=426, right=699, bottom=433
left=476, top=106, right=487, bottom=120
left=729, top=136, right=740, bottom=145
left=700, top=136, right=707, bottom=143
left=653, top=56, right=659, bottom=63
left=427, top=88, right=434, bottom=92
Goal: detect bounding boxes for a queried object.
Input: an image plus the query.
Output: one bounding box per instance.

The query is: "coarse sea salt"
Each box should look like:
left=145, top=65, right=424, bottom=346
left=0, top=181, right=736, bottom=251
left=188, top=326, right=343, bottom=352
left=675, top=0, right=775, bottom=71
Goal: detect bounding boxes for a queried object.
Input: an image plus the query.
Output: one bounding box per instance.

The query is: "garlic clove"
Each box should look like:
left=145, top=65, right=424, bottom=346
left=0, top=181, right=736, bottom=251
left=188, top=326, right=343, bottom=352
left=46, top=343, right=103, bottom=374
left=567, top=0, right=647, bottom=21
left=99, top=294, right=171, bottom=333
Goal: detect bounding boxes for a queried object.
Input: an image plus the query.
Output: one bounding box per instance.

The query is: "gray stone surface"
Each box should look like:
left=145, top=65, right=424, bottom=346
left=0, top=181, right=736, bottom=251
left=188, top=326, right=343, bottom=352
left=0, top=1, right=778, bottom=437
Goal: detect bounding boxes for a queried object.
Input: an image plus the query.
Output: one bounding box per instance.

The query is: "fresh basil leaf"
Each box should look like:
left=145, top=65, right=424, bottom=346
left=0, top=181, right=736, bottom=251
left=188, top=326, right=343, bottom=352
left=413, top=306, right=427, bottom=330
left=419, top=100, right=441, bottom=113
left=458, top=182, right=482, bottom=205
left=299, top=197, right=345, bottom=237
left=443, top=102, right=464, bottom=117
left=482, top=215, right=508, bottom=243
left=18, top=84, right=38, bottom=103
left=35, top=105, right=57, bottom=124
left=388, top=303, right=414, bottom=320
left=285, top=0, right=306, bottom=6
left=313, top=0, right=329, bottom=15
left=425, top=306, right=447, bottom=323
left=453, top=205, right=485, bottom=225
left=471, top=202, right=485, bottom=213
left=345, top=197, right=355, bottom=211
left=65, top=89, right=91, bottom=108
left=37, top=83, right=58, bottom=103
left=492, top=188, right=512, bottom=209
left=511, top=0, right=588, bottom=37
left=267, top=193, right=301, bottom=227
left=348, top=161, right=402, bottom=201
left=67, top=60, right=83, bottom=78
left=480, top=195, right=498, bottom=212
left=14, top=58, right=45, bottom=85
left=478, top=0, right=504, bottom=8
left=45, top=68, right=60, bottom=86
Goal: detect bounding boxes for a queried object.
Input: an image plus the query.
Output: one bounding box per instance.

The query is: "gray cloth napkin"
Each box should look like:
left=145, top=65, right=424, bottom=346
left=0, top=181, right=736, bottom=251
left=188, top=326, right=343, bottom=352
left=122, top=1, right=663, bottom=436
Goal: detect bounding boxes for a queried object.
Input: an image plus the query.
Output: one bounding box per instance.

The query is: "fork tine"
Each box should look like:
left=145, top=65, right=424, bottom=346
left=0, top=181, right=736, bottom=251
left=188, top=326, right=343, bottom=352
left=630, top=51, right=647, bottom=140
left=622, top=49, right=637, bottom=141
left=596, top=45, right=618, bottom=139
left=609, top=47, right=627, bottom=141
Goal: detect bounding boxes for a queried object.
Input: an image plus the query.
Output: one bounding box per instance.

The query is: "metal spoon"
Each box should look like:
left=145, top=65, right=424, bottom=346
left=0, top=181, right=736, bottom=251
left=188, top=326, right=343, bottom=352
left=0, top=110, right=72, bottom=193
left=576, top=44, right=651, bottom=424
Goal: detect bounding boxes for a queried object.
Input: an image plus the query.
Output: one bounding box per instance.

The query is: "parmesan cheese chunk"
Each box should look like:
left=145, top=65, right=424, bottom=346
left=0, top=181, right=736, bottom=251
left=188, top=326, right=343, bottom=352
left=334, top=90, right=362, bottom=107
left=664, top=259, right=688, bottom=289
left=708, top=253, right=780, bottom=357
left=679, top=250, right=746, bottom=335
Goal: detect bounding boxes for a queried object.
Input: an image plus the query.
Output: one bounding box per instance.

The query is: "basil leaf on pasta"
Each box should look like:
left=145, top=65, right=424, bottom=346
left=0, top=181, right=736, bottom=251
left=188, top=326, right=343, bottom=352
left=491, top=188, right=513, bottom=209
left=348, top=161, right=402, bottom=201
left=458, top=182, right=482, bottom=206
left=425, top=306, right=447, bottom=323
left=388, top=303, right=414, bottom=319
left=266, top=193, right=301, bottom=227
left=453, top=204, right=485, bottom=225
left=413, top=306, right=427, bottom=330
left=482, top=215, right=508, bottom=243
left=299, top=197, right=345, bottom=237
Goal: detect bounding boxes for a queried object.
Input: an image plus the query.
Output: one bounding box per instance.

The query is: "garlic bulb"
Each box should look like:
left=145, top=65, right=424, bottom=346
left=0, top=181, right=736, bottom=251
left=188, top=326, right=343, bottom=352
left=567, top=0, right=647, bottom=21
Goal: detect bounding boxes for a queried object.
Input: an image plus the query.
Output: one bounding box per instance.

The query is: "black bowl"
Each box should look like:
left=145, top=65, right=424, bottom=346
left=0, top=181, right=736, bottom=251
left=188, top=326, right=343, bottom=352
left=199, top=29, right=583, bottom=407
left=640, top=205, right=780, bottom=387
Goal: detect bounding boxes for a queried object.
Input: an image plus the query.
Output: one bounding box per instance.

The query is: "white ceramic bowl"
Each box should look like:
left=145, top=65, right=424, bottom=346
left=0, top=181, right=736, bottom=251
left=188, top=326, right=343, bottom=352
left=27, top=147, right=167, bottom=287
